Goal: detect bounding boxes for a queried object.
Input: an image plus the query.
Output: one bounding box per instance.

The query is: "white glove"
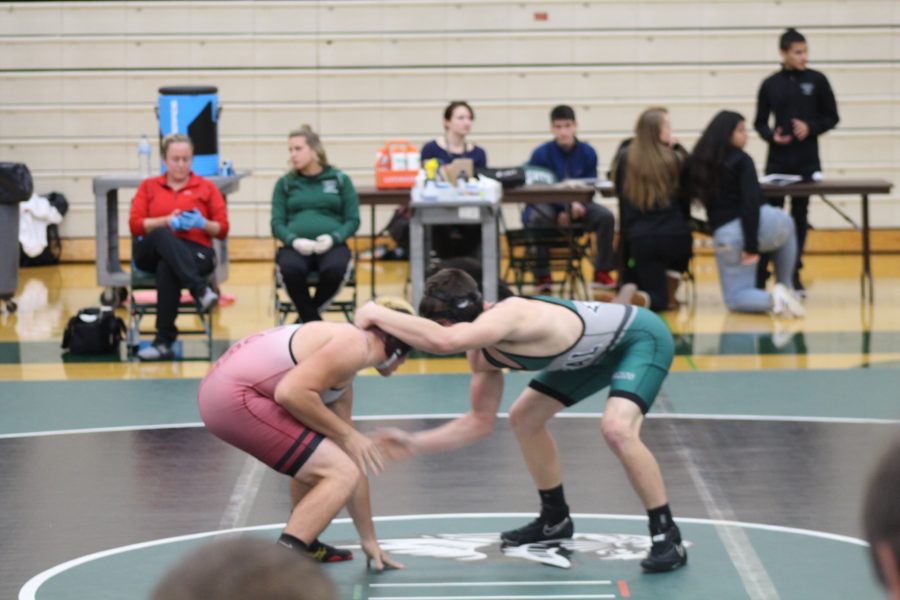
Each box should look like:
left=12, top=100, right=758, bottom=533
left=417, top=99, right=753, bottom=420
left=292, top=238, right=316, bottom=256
left=313, top=234, right=334, bottom=254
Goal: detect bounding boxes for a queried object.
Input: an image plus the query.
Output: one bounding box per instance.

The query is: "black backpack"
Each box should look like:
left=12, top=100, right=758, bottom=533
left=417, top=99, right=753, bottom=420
left=0, top=162, right=34, bottom=204
left=62, top=307, right=126, bottom=355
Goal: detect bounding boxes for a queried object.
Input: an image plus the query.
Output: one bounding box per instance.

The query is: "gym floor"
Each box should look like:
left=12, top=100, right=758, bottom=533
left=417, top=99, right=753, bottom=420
left=2, top=254, right=899, bottom=600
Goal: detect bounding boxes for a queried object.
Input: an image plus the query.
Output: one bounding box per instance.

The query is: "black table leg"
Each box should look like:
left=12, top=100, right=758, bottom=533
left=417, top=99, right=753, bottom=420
left=370, top=203, right=377, bottom=299
left=861, top=193, right=873, bottom=302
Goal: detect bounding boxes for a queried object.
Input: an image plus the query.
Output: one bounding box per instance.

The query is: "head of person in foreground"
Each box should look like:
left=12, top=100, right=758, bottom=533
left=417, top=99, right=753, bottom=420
left=863, top=436, right=900, bottom=599
left=151, top=536, right=339, bottom=600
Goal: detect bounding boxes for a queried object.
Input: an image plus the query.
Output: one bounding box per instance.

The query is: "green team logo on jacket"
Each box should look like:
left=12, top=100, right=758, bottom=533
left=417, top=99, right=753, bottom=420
left=322, top=180, right=339, bottom=194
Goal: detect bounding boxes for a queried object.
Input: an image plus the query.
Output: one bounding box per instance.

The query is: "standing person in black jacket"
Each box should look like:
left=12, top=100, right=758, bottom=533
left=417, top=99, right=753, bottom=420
left=754, top=27, right=840, bottom=294
left=612, top=107, right=693, bottom=311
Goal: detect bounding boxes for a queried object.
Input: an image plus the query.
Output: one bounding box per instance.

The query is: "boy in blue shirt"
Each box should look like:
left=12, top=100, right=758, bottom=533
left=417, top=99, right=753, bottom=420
left=524, top=105, right=616, bottom=291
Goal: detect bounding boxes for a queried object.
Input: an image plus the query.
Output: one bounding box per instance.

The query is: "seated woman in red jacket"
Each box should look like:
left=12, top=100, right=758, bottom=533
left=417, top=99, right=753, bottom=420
left=129, top=133, right=229, bottom=361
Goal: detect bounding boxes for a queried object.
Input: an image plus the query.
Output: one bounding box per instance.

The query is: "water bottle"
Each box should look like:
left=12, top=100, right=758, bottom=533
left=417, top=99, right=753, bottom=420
left=137, top=135, right=152, bottom=178
left=456, top=171, right=469, bottom=197
left=219, top=159, right=234, bottom=177
left=407, top=151, right=420, bottom=172
left=422, top=179, right=438, bottom=202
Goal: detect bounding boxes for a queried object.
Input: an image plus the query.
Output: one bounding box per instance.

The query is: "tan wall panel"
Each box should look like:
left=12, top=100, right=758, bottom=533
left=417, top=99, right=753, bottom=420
left=250, top=4, right=320, bottom=33
left=318, top=37, right=391, bottom=67
left=0, top=3, right=60, bottom=36
left=318, top=4, right=388, bottom=32
left=121, top=4, right=192, bottom=34
left=3, top=64, right=895, bottom=106
left=0, top=39, right=61, bottom=70
left=7, top=29, right=898, bottom=71
left=59, top=3, right=126, bottom=35
left=5, top=1, right=897, bottom=37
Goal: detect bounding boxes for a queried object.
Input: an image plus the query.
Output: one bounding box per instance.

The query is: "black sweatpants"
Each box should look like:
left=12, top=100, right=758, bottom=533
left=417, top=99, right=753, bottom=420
left=625, top=234, right=692, bottom=311
left=133, top=228, right=215, bottom=345
left=276, top=244, right=351, bottom=323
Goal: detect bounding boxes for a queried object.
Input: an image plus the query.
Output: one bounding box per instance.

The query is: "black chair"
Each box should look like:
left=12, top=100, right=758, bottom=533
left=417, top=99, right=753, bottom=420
left=127, top=266, right=214, bottom=356
left=273, top=262, right=357, bottom=325
left=503, top=225, right=592, bottom=299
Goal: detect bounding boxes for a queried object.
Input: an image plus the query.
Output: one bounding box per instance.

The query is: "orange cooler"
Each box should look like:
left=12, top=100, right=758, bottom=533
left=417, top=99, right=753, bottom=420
left=375, top=140, right=419, bottom=189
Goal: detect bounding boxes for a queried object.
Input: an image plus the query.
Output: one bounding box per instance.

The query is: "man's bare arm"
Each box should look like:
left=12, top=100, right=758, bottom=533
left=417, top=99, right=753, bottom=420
left=354, top=300, right=522, bottom=355
left=406, top=350, right=504, bottom=453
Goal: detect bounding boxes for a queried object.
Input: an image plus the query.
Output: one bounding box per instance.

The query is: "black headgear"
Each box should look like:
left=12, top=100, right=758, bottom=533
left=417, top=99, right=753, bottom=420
left=425, top=288, right=483, bottom=323
left=371, top=327, right=411, bottom=371
left=369, top=296, right=416, bottom=371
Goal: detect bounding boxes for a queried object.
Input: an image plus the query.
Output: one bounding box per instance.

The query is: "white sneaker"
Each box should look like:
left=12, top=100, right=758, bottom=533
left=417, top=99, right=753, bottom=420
left=136, top=342, right=174, bottom=361
left=772, top=283, right=805, bottom=318
left=197, top=287, right=219, bottom=311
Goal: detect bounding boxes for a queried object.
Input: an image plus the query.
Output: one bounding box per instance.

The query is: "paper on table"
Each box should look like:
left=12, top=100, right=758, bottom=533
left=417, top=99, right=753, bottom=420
left=759, top=173, right=803, bottom=185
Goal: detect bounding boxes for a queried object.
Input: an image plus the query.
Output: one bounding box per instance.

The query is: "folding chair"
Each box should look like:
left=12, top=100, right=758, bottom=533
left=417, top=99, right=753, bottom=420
left=503, top=225, right=592, bottom=299
left=274, top=262, right=357, bottom=325
left=127, top=267, right=214, bottom=356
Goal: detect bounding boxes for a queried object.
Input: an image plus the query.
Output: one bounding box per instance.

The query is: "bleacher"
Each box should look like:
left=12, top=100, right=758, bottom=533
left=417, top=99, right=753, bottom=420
left=0, top=0, right=897, bottom=251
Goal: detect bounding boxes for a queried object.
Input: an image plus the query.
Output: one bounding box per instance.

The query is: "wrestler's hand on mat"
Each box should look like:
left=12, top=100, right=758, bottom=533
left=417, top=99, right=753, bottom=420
left=340, top=429, right=385, bottom=475
left=361, top=538, right=405, bottom=571
left=373, top=428, right=416, bottom=460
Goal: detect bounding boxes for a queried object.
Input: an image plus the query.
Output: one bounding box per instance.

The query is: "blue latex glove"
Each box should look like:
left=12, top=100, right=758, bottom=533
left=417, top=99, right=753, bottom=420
left=169, top=214, right=190, bottom=231
left=180, top=208, right=207, bottom=231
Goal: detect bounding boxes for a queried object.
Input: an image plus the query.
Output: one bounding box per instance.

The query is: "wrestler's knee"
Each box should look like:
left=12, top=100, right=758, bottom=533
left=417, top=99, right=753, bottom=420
left=508, top=403, right=544, bottom=437
left=600, top=414, right=638, bottom=455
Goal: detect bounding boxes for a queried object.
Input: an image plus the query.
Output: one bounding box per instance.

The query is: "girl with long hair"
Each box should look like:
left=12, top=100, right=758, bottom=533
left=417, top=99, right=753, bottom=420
left=613, top=107, right=693, bottom=310
left=690, top=111, right=804, bottom=316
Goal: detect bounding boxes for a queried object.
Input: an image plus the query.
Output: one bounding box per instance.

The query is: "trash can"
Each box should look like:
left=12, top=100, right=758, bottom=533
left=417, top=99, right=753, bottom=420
left=157, top=86, right=220, bottom=176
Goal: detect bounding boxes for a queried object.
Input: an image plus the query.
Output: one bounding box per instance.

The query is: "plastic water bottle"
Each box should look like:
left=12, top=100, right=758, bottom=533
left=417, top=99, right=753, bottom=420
left=219, top=159, right=234, bottom=177
left=422, top=179, right=438, bottom=202
left=138, top=135, right=152, bottom=178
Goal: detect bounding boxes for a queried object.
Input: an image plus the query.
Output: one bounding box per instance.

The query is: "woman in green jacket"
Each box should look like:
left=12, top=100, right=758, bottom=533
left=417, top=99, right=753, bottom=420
left=272, top=126, right=360, bottom=322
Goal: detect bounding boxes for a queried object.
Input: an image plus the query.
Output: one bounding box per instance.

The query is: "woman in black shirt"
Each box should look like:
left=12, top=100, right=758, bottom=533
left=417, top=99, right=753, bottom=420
left=613, top=107, right=692, bottom=310
left=690, top=111, right=805, bottom=317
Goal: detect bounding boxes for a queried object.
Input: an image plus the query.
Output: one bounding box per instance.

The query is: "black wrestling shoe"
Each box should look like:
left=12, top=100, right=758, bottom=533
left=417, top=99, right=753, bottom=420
left=500, top=515, right=573, bottom=546
left=641, top=525, right=687, bottom=572
left=308, top=541, right=353, bottom=563
left=277, top=534, right=352, bottom=563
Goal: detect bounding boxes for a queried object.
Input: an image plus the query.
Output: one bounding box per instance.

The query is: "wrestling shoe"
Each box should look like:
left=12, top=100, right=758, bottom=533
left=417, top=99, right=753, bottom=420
left=500, top=515, right=573, bottom=546
left=307, top=541, right=354, bottom=563
left=640, top=525, right=687, bottom=572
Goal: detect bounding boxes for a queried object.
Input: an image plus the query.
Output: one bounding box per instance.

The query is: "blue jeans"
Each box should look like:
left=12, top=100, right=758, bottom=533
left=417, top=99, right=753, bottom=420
left=713, top=205, right=797, bottom=313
